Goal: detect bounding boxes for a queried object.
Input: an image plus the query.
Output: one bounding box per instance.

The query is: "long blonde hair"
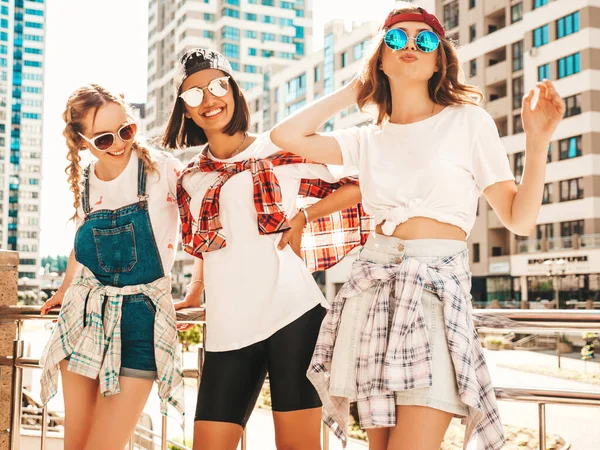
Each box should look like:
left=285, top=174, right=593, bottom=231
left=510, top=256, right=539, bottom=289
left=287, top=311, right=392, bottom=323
left=63, top=84, right=158, bottom=221
left=357, top=2, right=483, bottom=125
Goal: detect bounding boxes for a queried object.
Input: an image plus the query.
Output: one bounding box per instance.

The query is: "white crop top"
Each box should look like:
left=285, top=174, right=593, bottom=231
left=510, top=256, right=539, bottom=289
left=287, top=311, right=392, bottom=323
left=329, top=104, right=515, bottom=236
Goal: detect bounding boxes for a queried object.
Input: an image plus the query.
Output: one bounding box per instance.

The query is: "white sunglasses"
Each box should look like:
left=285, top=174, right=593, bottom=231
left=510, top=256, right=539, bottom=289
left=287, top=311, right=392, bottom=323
left=179, top=76, right=230, bottom=108
left=78, top=123, right=137, bottom=151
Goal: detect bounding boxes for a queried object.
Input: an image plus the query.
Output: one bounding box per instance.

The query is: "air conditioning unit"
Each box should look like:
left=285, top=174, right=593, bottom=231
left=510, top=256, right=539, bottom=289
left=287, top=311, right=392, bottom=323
left=530, top=47, right=538, bottom=57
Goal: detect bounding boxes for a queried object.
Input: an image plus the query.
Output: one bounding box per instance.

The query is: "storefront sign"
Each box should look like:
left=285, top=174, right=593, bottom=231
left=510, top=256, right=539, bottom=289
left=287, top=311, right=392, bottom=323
left=528, top=256, right=588, bottom=265
left=489, top=262, right=510, bottom=273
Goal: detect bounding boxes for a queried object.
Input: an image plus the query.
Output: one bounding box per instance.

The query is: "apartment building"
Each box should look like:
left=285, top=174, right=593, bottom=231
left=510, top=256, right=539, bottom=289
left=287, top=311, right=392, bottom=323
left=439, top=0, right=600, bottom=306
left=145, top=0, right=312, bottom=139
left=0, top=0, right=46, bottom=284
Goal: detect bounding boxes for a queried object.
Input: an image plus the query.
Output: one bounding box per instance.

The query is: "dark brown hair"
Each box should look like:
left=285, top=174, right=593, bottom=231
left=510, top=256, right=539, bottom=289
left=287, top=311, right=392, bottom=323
left=357, top=3, right=484, bottom=125
left=63, top=84, right=157, bottom=222
left=161, top=76, right=250, bottom=149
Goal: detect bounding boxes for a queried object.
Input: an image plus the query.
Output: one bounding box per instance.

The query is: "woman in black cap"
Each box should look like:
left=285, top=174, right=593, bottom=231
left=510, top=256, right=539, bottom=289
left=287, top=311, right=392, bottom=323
left=163, top=48, right=367, bottom=450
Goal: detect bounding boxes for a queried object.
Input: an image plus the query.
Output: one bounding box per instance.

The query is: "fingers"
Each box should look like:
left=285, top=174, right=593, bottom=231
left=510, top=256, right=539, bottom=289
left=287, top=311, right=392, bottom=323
left=522, top=89, right=535, bottom=110
left=176, top=323, right=194, bottom=331
left=278, top=231, right=290, bottom=250
left=41, top=298, right=60, bottom=315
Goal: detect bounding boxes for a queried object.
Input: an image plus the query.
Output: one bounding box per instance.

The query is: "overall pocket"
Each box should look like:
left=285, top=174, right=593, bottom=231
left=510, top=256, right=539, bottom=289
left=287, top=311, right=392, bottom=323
left=93, top=224, right=138, bottom=273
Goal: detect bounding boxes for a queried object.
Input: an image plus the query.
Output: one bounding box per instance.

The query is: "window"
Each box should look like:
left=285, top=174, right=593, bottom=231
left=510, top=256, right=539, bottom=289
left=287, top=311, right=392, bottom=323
left=203, top=30, right=214, bottom=38
left=261, top=15, right=275, bottom=24
left=314, top=66, right=321, bottom=82
left=222, top=8, right=240, bottom=18
left=557, top=52, right=580, bottom=79
left=295, top=42, right=304, bottom=55
left=244, top=13, right=257, bottom=21
left=560, top=178, right=583, bottom=201
left=513, top=114, right=523, bottom=134
left=537, top=223, right=554, bottom=240
left=245, top=65, right=257, bottom=73
left=563, top=94, right=581, bottom=118
left=261, top=49, right=274, bottom=57
left=533, top=0, right=548, bottom=9
left=25, top=21, right=43, bottom=29
left=443, top=1, right=459, bottom=30
left=341, top=52, right=348, bottom=68
left=230, top=62, right=239, bottom=71
left=560, top=220, right=584, bottom=247
left=538, top=63, right=550, bottom=81
left=512, top=76, right=523, bottom=110
left=469, top=0, right=476, bottom=9
left=279, top=52, right=294, bottom=59
left=296, top=9, right=304, bottom=17
left=204, top=13, right=214, bottom=21
left=262, top=0, right=274, bottom=5
left=222, top=26, right=239, bottom=41
left=511, top=3, right=523, bottom=23
left=285, top=73, right=306, bottom=103
left=469, top=24, right=476, bottom=42
left=24, top=34, right=43, bottom=42
left=261, top=32, right=275, bottom=41
left=472, top=243, right=480, bottom=263
left=248, top=47, right=257, bottom=56
left=279, top=18, right=293, bottom=27
left=470, top=59, right=476, bottom=77
left=559, top=136, right=582, bottom=160
left=512, top=40, right=523, bottom=72
left=354, top=41, right=367, bottom=60
left=547, top=144, right=552, bottom=163
left=279, top=35, right=292, bottom=43
left=542, top=183, right=552, bottom=204
left=533, top=24, right=549, bottom=47
left=514, top=151, right=525, bottom=183
left=557, top=11, right=579, bottom=39
left=225, top=0, right=239, bottom=5
left=222, top=43, right=239, bottom=59
left=295, top=26, right=304, bottom=38
left=281, top=1, right=294, bottom=8
left=245, top=30, right=257, bottom=38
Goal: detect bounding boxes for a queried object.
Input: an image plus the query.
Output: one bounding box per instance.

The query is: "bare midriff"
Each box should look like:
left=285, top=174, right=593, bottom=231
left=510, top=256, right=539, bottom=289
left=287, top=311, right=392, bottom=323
left=375, top=217, right=467, bottom=241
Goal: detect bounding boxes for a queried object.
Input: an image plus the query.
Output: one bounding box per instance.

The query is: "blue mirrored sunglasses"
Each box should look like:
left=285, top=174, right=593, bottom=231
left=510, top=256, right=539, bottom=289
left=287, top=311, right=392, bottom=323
left=384, top=28, right=440, bottom=53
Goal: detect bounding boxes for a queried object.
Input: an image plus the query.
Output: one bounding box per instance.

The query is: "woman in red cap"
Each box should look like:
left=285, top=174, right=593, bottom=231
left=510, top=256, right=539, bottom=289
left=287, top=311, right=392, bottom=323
left=271, top=2, right=564, bottom=449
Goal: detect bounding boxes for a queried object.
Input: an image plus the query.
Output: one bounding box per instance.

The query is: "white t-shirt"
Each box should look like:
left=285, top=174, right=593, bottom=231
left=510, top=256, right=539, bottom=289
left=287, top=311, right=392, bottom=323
left=181, top=133, right=350, bottom=351
left=77, top=149, right=184, bottom=275
left=330, top=104, right=515, bottom=236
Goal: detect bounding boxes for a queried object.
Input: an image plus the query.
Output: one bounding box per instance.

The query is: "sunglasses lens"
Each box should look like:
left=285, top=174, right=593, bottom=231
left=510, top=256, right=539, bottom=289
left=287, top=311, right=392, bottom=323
left=119, top=124, right=137, bottom=141
left=94, top=134, right=114, bottom=151
left=416, top=30, right=439, bottom=53
left=208, top=78, right=229, bottom=97
left=384, top=29, right=408, bottom=51
left=181, top=89, right=204, bottom=107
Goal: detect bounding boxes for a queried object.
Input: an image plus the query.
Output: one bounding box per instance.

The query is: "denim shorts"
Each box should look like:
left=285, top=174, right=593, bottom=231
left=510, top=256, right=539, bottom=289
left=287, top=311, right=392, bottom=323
left=329, top=234, right=469, bottom=417
left=66, top=293, right=157, bottom=379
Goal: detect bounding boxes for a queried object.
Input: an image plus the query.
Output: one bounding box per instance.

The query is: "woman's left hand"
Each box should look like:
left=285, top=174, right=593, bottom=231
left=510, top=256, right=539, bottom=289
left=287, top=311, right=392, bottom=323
left=277, top=213, right=305, bottom=257
left=522, top=79, right=565, bottom=144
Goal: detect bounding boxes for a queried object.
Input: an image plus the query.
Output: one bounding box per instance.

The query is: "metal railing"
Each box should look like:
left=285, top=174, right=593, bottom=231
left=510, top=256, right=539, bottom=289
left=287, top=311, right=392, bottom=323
left=517, top=233, right=600, bottom=254
left=1, top=306, right=599, bottom=450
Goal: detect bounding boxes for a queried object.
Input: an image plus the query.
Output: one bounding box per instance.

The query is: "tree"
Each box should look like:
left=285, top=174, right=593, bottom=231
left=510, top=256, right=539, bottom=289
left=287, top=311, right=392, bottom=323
left=178, top=324, right=202, bottom=352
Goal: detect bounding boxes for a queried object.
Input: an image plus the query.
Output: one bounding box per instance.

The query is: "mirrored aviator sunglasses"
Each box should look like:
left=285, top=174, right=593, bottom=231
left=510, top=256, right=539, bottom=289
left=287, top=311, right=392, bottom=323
left=384, top=28, right=440, bottom=53
left=78, top=123, right=137, bottom=151
left=179, top=76, right=231, bottom=108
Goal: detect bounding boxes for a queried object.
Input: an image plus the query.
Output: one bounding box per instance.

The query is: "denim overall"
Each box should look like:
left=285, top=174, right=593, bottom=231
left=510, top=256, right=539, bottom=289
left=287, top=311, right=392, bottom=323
left=73, top=158, right=163, bottom=377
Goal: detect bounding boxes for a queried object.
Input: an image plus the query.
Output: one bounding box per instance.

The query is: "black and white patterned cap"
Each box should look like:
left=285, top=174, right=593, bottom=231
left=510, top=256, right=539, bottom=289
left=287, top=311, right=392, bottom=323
left=174, top=48, right=233, bottom=91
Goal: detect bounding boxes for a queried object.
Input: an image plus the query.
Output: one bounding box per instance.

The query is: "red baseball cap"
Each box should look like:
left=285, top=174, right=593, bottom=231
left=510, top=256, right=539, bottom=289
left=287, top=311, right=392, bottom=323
left=381, top=7, right=446, bottom=39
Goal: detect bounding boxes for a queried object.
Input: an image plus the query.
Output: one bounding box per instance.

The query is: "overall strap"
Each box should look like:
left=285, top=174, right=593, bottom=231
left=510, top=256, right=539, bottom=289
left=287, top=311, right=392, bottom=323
left=82, top=165, right=91, bottom=215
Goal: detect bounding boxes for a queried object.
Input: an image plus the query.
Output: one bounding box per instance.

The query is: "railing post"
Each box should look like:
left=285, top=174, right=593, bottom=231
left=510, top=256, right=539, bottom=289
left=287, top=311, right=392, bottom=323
left=9, top=322, right=23, bottom=450
left=40, top=407, right=48, bottom=450
left=0, top=250, right=19, bottom=450
left=240, top=429, right=246, bottom=450
left=161, top=416, right=168, bottom=450
left=538, top=403, right=546, bottom=450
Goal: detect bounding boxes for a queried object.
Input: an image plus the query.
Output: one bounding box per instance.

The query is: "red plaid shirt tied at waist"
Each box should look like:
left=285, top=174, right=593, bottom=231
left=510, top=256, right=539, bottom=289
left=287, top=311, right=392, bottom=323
left=176, top=149, right=373, bottom=272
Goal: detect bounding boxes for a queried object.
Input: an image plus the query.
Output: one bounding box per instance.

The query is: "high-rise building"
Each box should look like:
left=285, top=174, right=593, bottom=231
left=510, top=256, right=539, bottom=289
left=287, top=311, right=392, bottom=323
left=438, top=0, right=599, bottom=307
left=145, top=0, right=312, bottom=139
left=0, top=0, right=46, bottom=283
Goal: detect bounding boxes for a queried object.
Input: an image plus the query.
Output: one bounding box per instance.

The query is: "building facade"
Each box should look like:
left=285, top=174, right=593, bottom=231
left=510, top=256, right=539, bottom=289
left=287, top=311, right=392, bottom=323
left=145, top=0, right=312, bottom=139
left=0, top=0, right=45, bottom=284
left=440, top=0, right=600, bottom=307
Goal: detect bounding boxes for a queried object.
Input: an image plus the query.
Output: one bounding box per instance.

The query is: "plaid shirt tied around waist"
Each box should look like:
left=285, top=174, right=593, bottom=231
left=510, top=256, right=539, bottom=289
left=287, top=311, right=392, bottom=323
left=177, top=149, right=373, bottom=272
left=40, top=268, right=184, bottom=418
left=307, top=251, right=505, bottom=449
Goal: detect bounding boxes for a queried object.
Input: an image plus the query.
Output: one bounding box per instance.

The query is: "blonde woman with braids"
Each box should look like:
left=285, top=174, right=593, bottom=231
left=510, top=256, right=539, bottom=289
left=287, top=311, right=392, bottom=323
left=39, top=84, right=185, bottom=450
left=272, top=3, right=564, bottom=449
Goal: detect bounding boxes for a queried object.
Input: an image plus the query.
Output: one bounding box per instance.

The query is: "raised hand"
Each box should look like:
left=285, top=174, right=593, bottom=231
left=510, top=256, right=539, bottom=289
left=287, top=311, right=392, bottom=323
left=522, top=79, right=565, bottom=144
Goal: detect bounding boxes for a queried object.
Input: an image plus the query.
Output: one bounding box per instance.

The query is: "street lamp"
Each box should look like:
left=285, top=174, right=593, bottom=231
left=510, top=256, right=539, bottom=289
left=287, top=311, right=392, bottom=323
left=543, top=258, right=567, bottom=309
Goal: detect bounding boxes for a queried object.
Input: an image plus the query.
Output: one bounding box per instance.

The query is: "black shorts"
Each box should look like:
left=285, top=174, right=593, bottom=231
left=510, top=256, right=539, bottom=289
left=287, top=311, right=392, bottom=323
left=194, top=305, right=326, bottom=427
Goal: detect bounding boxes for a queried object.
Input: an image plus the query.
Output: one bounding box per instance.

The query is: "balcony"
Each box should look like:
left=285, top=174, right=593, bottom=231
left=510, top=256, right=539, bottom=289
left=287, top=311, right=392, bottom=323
left=487, top=209, right=504, bottom=229
left=485, top=59, right=508, bottom=88
left=487, top=96, right=510, bottom=119
left=485, top=6, right=506, bottom=35
left=517, top=234, right=599, bottom=253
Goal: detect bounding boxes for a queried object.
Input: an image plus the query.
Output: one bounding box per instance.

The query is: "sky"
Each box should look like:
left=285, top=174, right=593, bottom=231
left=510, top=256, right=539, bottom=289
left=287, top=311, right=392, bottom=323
left=39, top=0, right=402, bottom=256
